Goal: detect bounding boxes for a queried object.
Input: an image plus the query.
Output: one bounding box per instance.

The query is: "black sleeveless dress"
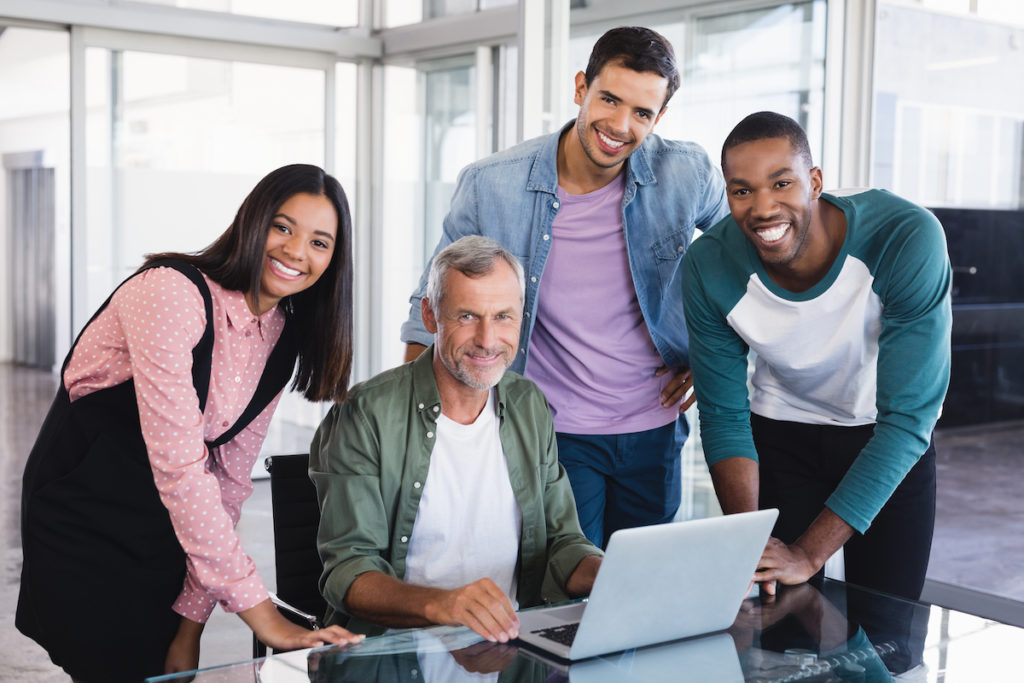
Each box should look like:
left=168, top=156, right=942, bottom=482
left=17, top=261, right=297, bottom=682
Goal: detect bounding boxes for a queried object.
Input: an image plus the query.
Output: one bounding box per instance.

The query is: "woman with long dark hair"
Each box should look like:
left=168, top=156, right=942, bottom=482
left=17, top=164, right=362, bottom=681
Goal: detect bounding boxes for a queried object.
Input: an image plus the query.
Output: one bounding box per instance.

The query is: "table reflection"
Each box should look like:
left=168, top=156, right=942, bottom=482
left=148, top=579, right=1024, bottom=682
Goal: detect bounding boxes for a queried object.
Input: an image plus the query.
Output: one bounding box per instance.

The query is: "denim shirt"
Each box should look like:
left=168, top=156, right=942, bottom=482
left=401, top=120, right=729, bottom=373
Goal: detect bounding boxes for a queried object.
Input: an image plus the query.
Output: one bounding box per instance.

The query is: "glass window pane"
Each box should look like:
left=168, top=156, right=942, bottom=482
left=874, top=2, right=1024, bottom=208
left=424, top=63, right=476, bottom=255
left=678, top=2, right=827, bottom=171
left=384, top=0, right=423, bottom=27
left=84, top=49, right=330, bottom=453
left=129, top=0, right=357, bottom=27
left=85, top=51, right=325, bottom=305
left=978, top=0, right=1024, bottom=22
left=0, top=27, right=70, bottom=367
left=381, top=65, right=421, bottom=370
left=335, top=61, right=358, bottom=212
left=379, top=60, right=478, bottom=370
left=384, top=0, right=515, bottom=27
left=427, top=0, right=476, bottom=19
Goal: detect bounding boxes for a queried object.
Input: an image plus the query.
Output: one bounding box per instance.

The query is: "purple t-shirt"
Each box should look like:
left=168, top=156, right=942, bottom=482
left=524, top=174, right=680, bottom=435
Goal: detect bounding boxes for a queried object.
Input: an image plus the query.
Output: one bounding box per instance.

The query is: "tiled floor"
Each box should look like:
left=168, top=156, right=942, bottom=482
left=1, top=362, right=1022, bottom=679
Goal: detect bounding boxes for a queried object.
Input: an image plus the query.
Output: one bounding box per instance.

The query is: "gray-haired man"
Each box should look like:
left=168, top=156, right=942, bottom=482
left=311, top=236, right=602, bottom=642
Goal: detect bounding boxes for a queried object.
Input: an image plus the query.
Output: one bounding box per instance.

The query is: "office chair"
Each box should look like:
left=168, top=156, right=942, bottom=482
left=253, top=453, right=328, bottom=658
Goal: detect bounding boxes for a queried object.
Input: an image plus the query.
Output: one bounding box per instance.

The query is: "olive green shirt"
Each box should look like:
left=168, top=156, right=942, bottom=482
left=310, top=346, right=601, bottom=633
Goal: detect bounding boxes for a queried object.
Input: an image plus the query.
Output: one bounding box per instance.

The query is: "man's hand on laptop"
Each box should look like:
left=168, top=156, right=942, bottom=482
left=754, top=537, right=818, bottom=592
left=753, top=510, right=854, bottom=593
left=424, top=578, right=520, bottom=643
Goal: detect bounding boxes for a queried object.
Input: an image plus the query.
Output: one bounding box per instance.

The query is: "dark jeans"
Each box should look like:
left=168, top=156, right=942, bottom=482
left=556, top=417, right=687, bottom=548
left=752, top=413, right=936, bottom=601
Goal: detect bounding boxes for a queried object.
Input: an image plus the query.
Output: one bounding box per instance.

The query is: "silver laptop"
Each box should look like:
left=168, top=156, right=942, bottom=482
left=516, top=509, right=778, bottom=661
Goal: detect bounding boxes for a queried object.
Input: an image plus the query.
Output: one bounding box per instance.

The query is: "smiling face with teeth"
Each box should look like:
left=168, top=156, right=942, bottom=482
left=422, top=259, right=522, bottom=404
left=723, top=136, right=837, bottom=290
left=563, top=61, right=668, bottom=189
left=252, top=192, right=338, bottom=315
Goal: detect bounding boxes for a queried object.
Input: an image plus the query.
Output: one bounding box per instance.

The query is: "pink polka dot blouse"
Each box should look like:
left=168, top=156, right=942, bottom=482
left=64, top=266, right=286, bottom=623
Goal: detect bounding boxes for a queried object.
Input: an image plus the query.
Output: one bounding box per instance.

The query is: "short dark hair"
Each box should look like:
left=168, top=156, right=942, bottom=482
left=144, top=164, right=354, bottom=403
left=721, top=111, right=813, bottom=171
left=584, top=26, right=680, bottom=109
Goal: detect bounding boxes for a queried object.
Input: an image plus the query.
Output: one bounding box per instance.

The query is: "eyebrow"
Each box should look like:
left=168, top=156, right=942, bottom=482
left=274, top=212, right=336, bottom=241
left=727, top=167, right=796, bottom=186
left=598, top=89, right=656, bottom=119
left=452, top=306, right=518, bottom=317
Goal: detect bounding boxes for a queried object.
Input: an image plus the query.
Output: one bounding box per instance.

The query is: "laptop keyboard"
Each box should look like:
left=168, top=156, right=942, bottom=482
left=532, top=622, right=579, bottom=646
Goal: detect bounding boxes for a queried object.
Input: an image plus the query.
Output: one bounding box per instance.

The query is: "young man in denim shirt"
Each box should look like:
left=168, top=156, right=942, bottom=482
left=402, top=27, right=728, bottom=547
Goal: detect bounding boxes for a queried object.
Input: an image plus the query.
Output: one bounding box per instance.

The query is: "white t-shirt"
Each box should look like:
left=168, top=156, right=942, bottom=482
left=404, top=390, right=523, bottom=602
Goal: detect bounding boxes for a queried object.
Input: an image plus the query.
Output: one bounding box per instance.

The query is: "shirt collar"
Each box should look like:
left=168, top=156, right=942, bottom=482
left=214, top=280, right=277, bottom=333
left=526, top=118, right=656, bottom=195
left=410, top=344, right=508, bottom=420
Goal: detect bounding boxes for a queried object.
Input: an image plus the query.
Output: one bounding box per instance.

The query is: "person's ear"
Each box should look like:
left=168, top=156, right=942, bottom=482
left=422, top=298, right=438, bottom=335
left=809, top=166, right=823, bottom=200
left=573, top=71, right=587, bottom=107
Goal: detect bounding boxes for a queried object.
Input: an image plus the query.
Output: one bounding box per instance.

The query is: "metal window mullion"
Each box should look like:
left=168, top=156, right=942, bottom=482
left=27, top=168, right=40, bottom=367
left=822, top=0, right=846, bottom=185
left=41, top=168, right=56, bottom=368
left=325, top=65, right=337, bottom=174
left=838, top=0, right=876, bottom=188
left=353, top=58, right=380, bottom=382
left=69, top=25, right=88, bottom=342
left=475, top=45, right=493, bottom=159
left=0, top=0, right=380, bottom=58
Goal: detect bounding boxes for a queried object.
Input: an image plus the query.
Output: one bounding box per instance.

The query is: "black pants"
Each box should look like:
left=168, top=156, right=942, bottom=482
left=753, top=414, right=936, bottom=601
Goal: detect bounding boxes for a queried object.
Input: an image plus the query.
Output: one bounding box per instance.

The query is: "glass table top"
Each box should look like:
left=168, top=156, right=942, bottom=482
left=148, top=579, right=1024, bottom=682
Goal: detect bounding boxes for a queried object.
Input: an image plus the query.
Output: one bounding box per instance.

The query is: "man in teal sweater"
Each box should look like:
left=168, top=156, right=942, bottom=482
left=682, top=111, right=951, bottom=600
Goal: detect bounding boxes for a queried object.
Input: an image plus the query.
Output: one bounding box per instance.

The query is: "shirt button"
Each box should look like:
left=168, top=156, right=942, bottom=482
left=414, top=481, right=421, bottom=489
left=432, top=406, right=439, bottom=412
left=426, top=431, right=434, bottom=439
left=401, top=536, right=409, bottom=543
left=552, top=201, right=560, bottom=209
left=520, top=348, right=525, bottom=354
left=531, top=276, right=537, bottom=283
left=525, top=311, right=530, bottom=317
left=542, top=234, right=550, bottom=241
left=418, top=403, right=424, bottom=409
left=677, top=245, right=684, bottom=253
left=245, top=330, right=252, bottom=337
left=222, top=421, right=229, bottom=427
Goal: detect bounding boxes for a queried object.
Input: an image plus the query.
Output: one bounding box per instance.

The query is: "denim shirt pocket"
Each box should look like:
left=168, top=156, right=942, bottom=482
left=651, top=228, right=690, bottom=291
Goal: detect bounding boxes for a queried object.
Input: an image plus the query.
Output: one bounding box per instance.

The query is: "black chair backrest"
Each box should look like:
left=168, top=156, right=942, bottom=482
left=265, top=453, right=328, bottom=627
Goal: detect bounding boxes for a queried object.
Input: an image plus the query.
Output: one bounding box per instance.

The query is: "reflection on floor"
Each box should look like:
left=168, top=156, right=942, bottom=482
left=1, top=362, right=1022, bottom=678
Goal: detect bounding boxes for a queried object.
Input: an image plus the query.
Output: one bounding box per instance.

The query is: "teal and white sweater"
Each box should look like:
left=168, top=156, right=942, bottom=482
left=682, top=190, right=951, bottom=533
